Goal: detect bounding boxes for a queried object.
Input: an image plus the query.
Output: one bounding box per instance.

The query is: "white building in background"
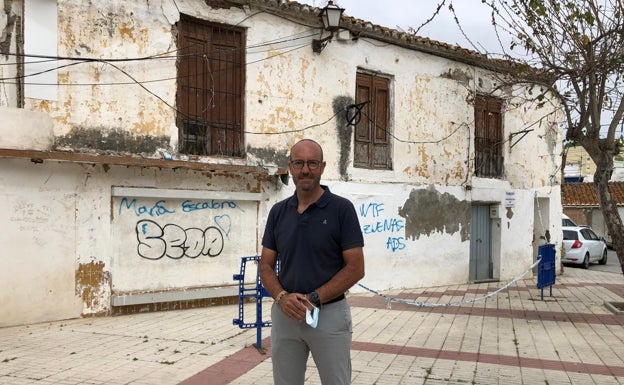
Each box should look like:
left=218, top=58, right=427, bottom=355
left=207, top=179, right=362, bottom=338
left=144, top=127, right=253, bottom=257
left=0, top=0, right=563, bottom=327
left=563, top=143, right=624, bottom=183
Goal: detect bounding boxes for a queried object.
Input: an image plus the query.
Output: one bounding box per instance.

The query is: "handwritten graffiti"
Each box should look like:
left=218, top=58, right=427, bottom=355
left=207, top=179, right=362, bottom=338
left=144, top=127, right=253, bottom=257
left=120, top=198, right=174, bottom=217
left=119, top=198, right=239, bottom=217
left=386, top=237, right=406, bottom=252
left=181, top=199, right=238, bottom=212
left=359, top=202, right=406, bottom=252
left=213, top=214, right=231, bottom=237
left=136, top=219, right=224, bottom=260
left=362, top=218, right=404, bottom=234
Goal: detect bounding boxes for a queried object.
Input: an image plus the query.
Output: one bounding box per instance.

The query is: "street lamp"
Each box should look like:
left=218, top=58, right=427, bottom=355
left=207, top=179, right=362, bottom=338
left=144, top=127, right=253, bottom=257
left=312, top=1, right=345, bottom=54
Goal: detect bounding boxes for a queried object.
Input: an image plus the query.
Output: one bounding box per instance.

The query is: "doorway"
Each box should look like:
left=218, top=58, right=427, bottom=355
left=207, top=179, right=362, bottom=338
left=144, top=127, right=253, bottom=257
left=470, top=204, right=493, bottom=281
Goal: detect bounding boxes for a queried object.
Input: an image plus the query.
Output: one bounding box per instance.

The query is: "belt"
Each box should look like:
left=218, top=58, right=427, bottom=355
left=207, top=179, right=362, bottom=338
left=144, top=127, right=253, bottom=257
left=323, top=294, right=345, bottom=306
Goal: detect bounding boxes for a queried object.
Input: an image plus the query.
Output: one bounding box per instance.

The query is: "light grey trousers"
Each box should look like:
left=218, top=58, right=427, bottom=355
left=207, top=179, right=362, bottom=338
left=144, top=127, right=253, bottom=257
left=270, top=298, right=352, bottom=385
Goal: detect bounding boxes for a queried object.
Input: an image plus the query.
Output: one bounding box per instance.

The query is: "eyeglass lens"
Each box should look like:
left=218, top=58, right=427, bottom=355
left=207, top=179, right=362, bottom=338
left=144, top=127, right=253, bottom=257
left=291, top=160, right=321, bottom=169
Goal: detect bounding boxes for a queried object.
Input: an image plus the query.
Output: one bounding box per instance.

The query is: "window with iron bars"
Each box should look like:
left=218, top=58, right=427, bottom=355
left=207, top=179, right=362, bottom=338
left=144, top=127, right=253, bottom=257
left=474, top=95, right=504, bottom=178
left=176, top=15, right=245, bottom=157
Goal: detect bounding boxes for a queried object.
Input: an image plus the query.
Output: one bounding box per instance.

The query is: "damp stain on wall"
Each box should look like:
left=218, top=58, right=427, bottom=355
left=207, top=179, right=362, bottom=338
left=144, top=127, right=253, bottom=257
left=247, top=145, right=289, bottom=169
left=398, top=185, right=470, bottom=241
left=75, top=260, right=110, bottom=314
left=440, top=68, right=472, bottom=86
left=55, top=126, right=169, bottom=155
left=333, top=95, right=354, bottom=181
left=0, top=10, right=17, bottom=55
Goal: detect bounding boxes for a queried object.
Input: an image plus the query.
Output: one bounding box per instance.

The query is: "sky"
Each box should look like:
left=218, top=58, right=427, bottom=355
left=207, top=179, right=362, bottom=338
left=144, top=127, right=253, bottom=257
left=301, top=0, right=503, bottom=53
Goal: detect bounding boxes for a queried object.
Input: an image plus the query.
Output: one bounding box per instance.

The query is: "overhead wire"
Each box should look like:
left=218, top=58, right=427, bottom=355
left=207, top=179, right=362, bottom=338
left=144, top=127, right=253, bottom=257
left=0, top=17, right=325, bottom=125
left=244, top=110, right=342, bottom=135
left=351, top=104, right=470, bottom=145
left=0, top=27, right=319, bottom=84
left=0, top=3, right=569, bottom=153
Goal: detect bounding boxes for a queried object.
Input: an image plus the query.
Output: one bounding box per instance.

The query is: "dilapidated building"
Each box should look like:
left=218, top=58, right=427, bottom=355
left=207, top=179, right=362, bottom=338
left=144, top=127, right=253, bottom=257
left=0, top=0, right=563, bottom=327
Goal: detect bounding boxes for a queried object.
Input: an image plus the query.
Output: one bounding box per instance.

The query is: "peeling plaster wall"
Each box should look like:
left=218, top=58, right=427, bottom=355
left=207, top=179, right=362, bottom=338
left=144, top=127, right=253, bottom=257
left=326, top=182, right=473, bottom=289
left=239, top=7, right=563, bottom=189
left=236, top=4, right=562, bottom=290
left=2, top=0, right=565, bottom=325
left=504, top=89, right=562, bottom=189
left=324, top=180, right=561, bottom=291
left=0, top=155, right=267, bottom=326
left=18, top=0, right=562, bottom=187
left=238, top=3, right=563, bottom=289
left=25, top=0, right=179, bottom=152
left=1, top=150, right=562, bottom=327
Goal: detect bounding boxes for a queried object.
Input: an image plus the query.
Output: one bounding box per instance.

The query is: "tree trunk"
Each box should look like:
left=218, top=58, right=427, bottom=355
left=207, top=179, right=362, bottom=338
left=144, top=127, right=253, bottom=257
left=593, top=163, right=624, bottom=274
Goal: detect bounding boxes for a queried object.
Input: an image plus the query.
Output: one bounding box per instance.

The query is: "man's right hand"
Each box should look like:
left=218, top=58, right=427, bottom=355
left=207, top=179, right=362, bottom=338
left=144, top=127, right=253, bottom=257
left=278, top=293, right=308, bottom=322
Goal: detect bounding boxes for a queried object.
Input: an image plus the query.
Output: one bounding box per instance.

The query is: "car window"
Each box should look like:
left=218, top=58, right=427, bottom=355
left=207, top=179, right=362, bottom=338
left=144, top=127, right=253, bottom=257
left=580, top=228, right=597, bottom=240
left=563, top=230, right=578, bottom=240
left=562, top=214, right=578, bottom=227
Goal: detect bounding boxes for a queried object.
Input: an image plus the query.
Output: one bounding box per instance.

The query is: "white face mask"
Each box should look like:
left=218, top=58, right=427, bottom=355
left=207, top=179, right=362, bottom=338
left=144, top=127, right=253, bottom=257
left=306, top=305, right=320, bottom=328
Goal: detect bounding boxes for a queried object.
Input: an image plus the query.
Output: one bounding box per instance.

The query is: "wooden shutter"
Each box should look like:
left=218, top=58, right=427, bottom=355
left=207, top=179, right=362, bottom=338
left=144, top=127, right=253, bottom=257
left=355, top=72, right=391, bottom=169
left=354, top=73, right=372, bottom=167
left=372, top=77, right=390, bottom=168
left=177, top=16, right=244, bottom=156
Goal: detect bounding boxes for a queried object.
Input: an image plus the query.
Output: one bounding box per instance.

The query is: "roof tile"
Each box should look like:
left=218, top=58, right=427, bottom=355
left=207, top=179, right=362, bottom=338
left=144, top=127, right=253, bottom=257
left=562, top=182, right=624, bottom=207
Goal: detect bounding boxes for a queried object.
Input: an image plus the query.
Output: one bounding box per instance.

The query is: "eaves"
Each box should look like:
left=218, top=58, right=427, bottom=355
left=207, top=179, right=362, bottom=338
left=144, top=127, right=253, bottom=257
left=0, top=148, right=287, bottom=176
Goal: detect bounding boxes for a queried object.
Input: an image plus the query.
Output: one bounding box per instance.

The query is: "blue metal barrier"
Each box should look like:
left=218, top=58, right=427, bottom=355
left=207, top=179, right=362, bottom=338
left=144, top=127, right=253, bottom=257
left=536, top=243, right=556, bottom=300
left=232, top=255, right=272, bottom=353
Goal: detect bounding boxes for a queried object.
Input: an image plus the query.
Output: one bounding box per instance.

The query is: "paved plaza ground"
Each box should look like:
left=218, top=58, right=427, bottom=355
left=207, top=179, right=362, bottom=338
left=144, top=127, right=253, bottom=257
left=1, top=267, right=624, bottom=384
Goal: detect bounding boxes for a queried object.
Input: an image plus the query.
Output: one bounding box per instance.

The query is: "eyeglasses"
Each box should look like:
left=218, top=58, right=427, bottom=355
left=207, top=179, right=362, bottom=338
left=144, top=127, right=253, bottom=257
left=290, top=160, right=322, bottom=170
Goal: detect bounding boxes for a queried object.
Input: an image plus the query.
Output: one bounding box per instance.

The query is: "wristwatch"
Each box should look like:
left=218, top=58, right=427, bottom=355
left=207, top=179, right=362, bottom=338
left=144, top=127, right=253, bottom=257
left=308, top=291, right=321, bottom=308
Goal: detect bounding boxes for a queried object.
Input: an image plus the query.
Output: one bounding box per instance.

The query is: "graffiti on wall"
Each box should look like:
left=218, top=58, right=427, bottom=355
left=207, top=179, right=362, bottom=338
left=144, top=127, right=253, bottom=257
left=358, top=202, right=406, bottom=252
left=117, top=197, right=240, bottom=260
left=135, top=220, right=224, bottom=260
left=110, top=190, right=259, bottom=292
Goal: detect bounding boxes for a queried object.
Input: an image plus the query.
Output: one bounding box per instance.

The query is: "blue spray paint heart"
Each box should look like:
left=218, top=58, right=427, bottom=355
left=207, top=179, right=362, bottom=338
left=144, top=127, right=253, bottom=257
left=214, top=215, right=231, bottom=237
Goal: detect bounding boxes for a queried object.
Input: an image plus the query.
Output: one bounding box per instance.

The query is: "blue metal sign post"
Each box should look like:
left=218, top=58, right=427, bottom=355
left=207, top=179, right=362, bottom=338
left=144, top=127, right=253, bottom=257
left=232, top=256, right=272, bottom=353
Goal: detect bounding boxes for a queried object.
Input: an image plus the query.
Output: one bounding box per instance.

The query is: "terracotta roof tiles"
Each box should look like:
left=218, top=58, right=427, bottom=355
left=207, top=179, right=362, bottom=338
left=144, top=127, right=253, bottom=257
left=562, top=182, right=624, bottom=207
left=235, top=0, right=526, bottom=74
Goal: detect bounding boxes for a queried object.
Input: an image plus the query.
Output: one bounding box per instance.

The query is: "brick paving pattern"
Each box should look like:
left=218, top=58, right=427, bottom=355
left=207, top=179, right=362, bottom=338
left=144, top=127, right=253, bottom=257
left=1, top=267, right=623, bottom=384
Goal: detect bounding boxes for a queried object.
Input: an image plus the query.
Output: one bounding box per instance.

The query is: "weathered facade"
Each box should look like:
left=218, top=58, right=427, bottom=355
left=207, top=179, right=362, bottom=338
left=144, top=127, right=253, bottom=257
left=1, top=0, right=563, bottom=327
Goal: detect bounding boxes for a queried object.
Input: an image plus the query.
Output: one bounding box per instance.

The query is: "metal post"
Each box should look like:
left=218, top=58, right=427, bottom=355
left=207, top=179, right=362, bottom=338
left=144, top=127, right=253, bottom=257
left=232, top=256, right=273, bottom=354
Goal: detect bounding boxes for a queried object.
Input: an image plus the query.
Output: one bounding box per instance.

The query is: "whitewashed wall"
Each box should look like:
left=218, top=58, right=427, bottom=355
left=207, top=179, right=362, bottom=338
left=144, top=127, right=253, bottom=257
left=0, top=153, right=561, bottom=327
left=0, top=160, right=83, bottom=327
left=0, top=157, right=268, bottom=326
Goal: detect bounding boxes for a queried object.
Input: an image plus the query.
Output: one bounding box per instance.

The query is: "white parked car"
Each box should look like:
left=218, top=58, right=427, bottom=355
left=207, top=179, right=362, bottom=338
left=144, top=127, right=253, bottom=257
left=562, top=214, right=578, bottom=227
left=562, top=226, right=608, bottom=269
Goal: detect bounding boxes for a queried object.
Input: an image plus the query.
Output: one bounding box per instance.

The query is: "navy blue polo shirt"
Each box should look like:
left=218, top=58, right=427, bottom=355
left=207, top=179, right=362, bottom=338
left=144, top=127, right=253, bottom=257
left=262, top=186, right=364, bottom=294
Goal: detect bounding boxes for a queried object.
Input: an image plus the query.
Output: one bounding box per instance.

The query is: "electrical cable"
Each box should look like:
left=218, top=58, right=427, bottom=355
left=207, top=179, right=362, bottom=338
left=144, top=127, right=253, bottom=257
left=349, top=104, right=469, bottom=145
left=0, top=30, right=319, bottom=84
left=244, top=109, right=341, bottom=135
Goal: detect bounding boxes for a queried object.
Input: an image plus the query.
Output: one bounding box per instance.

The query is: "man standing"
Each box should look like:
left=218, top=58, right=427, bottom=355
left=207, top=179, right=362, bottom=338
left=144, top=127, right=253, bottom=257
left=259, top=139, right=365, bottom=385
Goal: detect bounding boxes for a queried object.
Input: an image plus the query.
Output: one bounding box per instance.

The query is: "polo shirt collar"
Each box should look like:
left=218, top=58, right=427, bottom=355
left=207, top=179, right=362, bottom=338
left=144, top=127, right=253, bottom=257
left=288, top=185, right=331, bottom=208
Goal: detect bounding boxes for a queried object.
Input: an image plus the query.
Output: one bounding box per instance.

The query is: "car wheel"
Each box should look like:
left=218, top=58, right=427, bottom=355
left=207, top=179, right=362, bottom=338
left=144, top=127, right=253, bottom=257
left=599, top=249, right=608, bottom=265
left=582, top=253, right=590, bottom=269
